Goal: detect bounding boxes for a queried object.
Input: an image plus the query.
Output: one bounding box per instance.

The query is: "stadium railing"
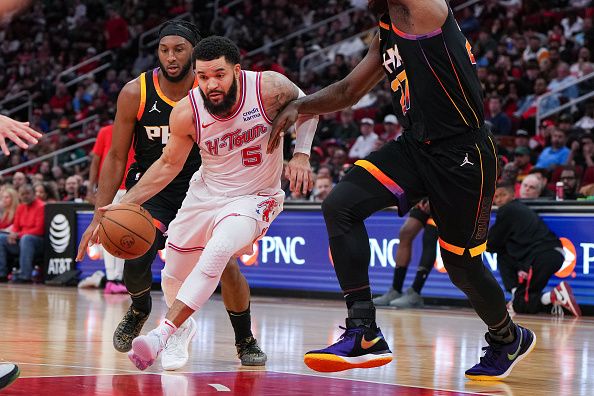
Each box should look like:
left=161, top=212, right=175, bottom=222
left=536, top=70, right=594, bottom=130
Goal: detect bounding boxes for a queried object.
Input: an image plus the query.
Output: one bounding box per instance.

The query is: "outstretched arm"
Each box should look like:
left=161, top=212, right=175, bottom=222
left=260, top=71, right=319, bottom=193
left=120, top=96, right=195, bottom=205
left=267, top=33, right=384, bottom=153
left=0, top=114, right=42, bottom=155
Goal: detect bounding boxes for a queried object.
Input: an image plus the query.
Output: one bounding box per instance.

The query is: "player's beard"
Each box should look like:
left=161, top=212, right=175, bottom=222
left=159, top=58, right=192, bottom=83
left=200, top=77, right=238, bottom=117
left=368, top=0, right=388, bottom=16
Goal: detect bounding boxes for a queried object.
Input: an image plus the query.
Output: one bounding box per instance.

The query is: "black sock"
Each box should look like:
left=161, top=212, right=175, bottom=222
left=488, top=314, right=517, bottom=344
left=344, top=286, right=372, bottom=309
left=131, top=291, right=152, bottom=315
left=411, top=268, right=429, bottom=294
left=392, top=267, right=408, bottom=293
left=227, top=305, right=253, bottom=344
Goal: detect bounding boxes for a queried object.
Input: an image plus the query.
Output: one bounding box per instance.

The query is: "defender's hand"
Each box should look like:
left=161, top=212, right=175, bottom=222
left=286, top=153, right=314, bottom=195
left=75, top=218, right=101, bottom=262
left=267, top=101, right=299, bottom=154
left=0, top=115, right=42, bottom=155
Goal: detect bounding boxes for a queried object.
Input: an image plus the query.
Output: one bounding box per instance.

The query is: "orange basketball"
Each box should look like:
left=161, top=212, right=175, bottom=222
left=98, top=203, right=156, bottom=260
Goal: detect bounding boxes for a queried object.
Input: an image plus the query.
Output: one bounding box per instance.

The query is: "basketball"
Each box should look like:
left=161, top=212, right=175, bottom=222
left=98, top=203, right=156, bottom=260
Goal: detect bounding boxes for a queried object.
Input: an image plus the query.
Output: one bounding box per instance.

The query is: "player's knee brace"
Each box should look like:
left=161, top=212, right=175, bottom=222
left=199, top=237, right=237, bottom=278
left=161, top=269, right=184, bottom=308
left=440, top=250, right=480, bottom=289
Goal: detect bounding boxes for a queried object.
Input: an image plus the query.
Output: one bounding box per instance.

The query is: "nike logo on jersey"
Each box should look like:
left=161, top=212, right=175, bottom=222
left=460, top=153, right=474, bottom=167
left=201, top=121, right=216, bottom=128
left=149, top=101, right=161, bottom=113
left=361, top=335, right=382, bottom=350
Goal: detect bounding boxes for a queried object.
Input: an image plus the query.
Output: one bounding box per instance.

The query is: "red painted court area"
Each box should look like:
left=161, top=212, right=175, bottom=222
left=4, top=371, right=481, bottom=396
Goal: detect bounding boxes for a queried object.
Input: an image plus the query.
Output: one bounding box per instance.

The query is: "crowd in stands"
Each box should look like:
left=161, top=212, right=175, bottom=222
left=1, top=0, right=594, bottom=205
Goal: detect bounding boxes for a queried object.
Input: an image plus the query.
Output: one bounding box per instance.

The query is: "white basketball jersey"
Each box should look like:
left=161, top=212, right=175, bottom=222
left=188, top=71, right=282, bottom=197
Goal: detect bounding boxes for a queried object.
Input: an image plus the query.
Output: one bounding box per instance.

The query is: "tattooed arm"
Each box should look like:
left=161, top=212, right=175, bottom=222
left=261, top=71, right=319, bottom=193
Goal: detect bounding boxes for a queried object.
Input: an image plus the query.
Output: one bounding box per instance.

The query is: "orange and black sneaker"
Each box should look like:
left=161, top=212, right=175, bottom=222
left=303, top=319, right=393, bottom=372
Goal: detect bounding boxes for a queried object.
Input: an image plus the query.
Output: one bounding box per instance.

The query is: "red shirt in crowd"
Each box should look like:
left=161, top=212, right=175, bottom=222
left=92, top=125, right=135, bottom=190
left=105, top=16, right=129, bottom=49
left=12, top=198, right=45, bottom=238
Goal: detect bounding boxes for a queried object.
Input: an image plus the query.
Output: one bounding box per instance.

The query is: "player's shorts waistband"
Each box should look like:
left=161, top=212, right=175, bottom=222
left=423, top=123, right=490, bottom=148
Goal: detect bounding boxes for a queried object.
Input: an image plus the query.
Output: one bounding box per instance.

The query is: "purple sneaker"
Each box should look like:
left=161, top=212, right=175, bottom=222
left=465, top=325, right=536, bottom=381
left=304, top=320, right=392, bottom=372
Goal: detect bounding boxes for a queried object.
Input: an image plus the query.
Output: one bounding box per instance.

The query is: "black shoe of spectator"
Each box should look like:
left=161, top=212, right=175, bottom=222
left=10, top=278, right=32, bottom=284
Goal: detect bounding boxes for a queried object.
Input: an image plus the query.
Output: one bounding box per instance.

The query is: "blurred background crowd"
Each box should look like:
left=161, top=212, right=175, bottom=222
left=1, top=0, right=594, bottom=213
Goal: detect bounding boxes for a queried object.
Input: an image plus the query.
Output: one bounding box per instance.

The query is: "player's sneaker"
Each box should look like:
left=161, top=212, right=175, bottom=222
left=465, top=325, right=536, bottom=381
left=104, top=281, right=128, bottom=294
left=552, top=281, right=581, bottom=317
left=0, top=363, right=19, bottom=390
left=162, top=317, right=197, bottom=370
left=128, top=328, right=167, bottom=371
left=372, top=287, right=401, bottom=306
left=78, top=270, right=104, bottom=288
left=304, top=320, right=393, bottom=372
left=389, top=288, right=424, bottom=308
left=236, top=336, right=267, bottom=366
left=113, top=306, right=149, bottom=352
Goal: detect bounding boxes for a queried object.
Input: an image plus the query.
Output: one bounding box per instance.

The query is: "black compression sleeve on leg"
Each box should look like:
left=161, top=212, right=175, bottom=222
left=412, top=225, right=438, bottom=293
left=322, top=168, right=398, bottom=308
left=392, top=266, right=408, bottom=293
left=441, top=249, right=509, bottom=328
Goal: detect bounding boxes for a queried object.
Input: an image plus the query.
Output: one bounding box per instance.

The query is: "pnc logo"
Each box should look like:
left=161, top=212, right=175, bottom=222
left=556, top=237, right=577, bottom=278
left=239, top=243, right=260, bottom=266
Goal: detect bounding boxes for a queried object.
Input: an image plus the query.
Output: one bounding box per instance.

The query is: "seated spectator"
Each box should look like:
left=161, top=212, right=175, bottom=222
left=559, top=166, right=585, bottom=200
left=514, top=78, right=560, bottom=121
left=512, top=146, right=533, bottom=182
left=0, top=188, right=19, bottom=230
left=528, top=168, right=555, bottom=199
left=63, top=176, right=81, bottom=202
left=535, top=127, right=570, bottom=169
left=334, top=108, right=359, bottom=143
left=522, top=35, right=549, bottom=64
left=311, top=175, right=334, bottom=202
left=11, top=172, right=28, bottom=191
left=348, top=118, right=378, bottom=160
left=488, top=183, right=581, bottom=316
left=499, top=162, right=519, bottom=185
left=34, top=182, right=59, bottom=203
left=487, top=95, right=512, bottom=135
left=379, top=114, right=401, bottom=143
left=519, top=174, right=544, bottom=199
left=548, top=62, right=578, bottom=100
left=568, top=133, right=594, bottom=169
left=0, top=185, right=45, bottom=283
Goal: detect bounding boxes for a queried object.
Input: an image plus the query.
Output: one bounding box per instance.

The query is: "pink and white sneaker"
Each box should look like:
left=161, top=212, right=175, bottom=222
left=104, top=281, right=128, bottom=294
left=552, top=281, right=582, bottom=317
left=128, top=330, right=166, bottom=371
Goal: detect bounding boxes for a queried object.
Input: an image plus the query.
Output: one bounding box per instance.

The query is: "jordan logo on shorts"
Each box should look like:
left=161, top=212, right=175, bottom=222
left=460, top=153, right=474, bottom=167
left=149, top=101, right=161, bottom=113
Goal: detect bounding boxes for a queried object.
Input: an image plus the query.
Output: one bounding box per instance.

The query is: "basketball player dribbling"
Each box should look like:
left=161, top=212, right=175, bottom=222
left=76, top=21, right=267, bottom=369
left=269, top=0, right=535, bottom=380
left=107, top=36, right=317, bottom=371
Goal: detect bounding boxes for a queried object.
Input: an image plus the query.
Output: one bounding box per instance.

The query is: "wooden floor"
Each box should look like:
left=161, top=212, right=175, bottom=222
left=0, top=285, right=592, bottom=396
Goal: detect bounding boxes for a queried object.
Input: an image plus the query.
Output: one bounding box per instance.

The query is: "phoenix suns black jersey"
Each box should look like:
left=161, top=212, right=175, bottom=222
left=378, top=7, right=484, bottom=142
left=132, top=68, right=201, bottom=198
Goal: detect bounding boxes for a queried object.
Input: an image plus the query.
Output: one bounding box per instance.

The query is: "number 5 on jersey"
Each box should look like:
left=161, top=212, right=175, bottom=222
left=242, top=145, right=262, bottom=167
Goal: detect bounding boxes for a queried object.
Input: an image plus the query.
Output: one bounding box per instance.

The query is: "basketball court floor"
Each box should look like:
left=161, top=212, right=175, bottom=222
left=0, top=285, right=592, bottom=395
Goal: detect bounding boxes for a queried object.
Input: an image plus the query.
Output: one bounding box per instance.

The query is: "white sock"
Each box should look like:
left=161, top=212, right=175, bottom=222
left=541, top=291, right=552, bottom=305
left=149, top=319, right=177, bottom=346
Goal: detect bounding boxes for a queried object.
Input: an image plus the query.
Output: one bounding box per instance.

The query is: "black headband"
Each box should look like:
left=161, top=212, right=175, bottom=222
left=158, top=23, right=199, bottom=46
